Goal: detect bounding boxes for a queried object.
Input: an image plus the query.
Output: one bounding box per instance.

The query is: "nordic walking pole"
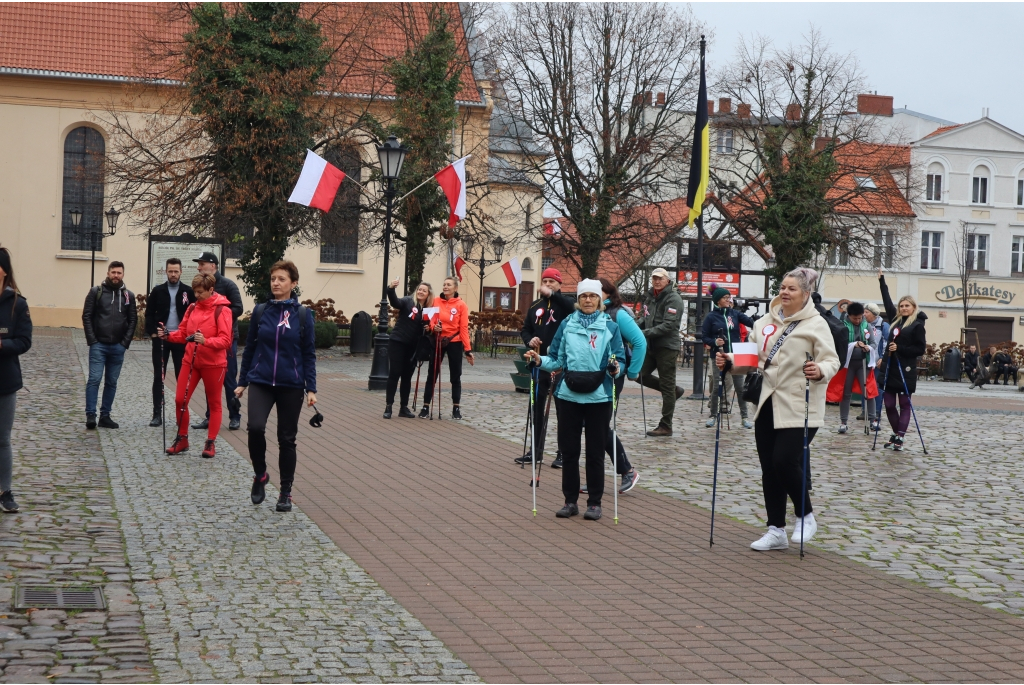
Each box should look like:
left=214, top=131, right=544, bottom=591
left=863, top=351, right=870, bottom=435
left=709, top=364, right=726, bottom=547
left=871, top=343, right=894, bottom=451
left=895, top=358, right=928, bottom=454
left=175, top=342, right=199, bottom=437
left=520, top=380, right=532, bottom=468
left=437, top=339, right=444, bottom=421
left=800, top=353, right=812, bottom=560
left=530, top=365, right=538, bottom=516
left=610, top=355, right=620, bottom=524
left=159, top=333, right=166, bottom=453
left=413, top=360, right=423, bottom=411
left=639, top=372, right=648, bottom=434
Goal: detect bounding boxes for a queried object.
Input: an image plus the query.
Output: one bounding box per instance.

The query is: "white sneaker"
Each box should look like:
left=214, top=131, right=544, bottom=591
left=750, top=526, right=789, bottom=551
left=791, top=513, right=817, bottom=544
left=838, top=423, right=848, bottom=434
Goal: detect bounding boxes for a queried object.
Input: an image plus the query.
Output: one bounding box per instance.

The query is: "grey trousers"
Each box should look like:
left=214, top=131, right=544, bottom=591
left=709, top=371, right=748, bottom=419
left=840, top=362, right=877, bottom=423
left=0, top=392, right=15, bottom=493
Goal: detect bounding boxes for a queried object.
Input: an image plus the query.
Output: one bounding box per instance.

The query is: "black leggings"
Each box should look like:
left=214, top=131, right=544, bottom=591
left=753, top=397, right=816, bottom=528
left=557, top=398, right=613, bottom=507
left=605, top=373, right=631, bottom=474
left=246, top=383, right=304, bottom=492
left=385, top=339, right=418, bottom=407
left=423, top=342, right=464, bottom=405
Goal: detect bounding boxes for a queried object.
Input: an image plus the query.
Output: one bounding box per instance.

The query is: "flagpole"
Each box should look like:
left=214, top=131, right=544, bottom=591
left=687, top=35, right=708, bottom=401
left=396, top=155, right=473, bottom=203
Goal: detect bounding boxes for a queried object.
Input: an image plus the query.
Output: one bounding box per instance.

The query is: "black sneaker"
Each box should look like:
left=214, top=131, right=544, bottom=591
left=276, top=492, right=293, bottom=512
left=383, top=404, right=393, bottom=419
left=555, top=502, right=579, bottom=518
left=149, top=413, right=162, bottom=427
left=452, top=406, right=463, bottom=420
left=251, top=473, right=268, bottom=505
left=192, top=418, right=210, bottom=430
left=583, top=505, right=602, bottom=521
left=514, top=451, right=542, bottom=466
left=418, top=405, right=430, bottom=419
left=551, top=452, right=563, bottom=469
left=98, top=415, right=119, bottom=429
left=892, top=436, right=905, bottom=452
left=398, top=406, right=415, bottom=418
left=228, top=417, right=241, bottom=431
left=0, top=491, right=19, bottom=513
left=883, top=433, right=897, bottom=449
left=86, top=413, right=97, bottom=429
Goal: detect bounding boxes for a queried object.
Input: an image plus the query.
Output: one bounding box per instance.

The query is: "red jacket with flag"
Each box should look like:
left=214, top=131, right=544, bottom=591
left=166, top=293, right=234, bottom=368
left=433, top=293, right=471, bottom=352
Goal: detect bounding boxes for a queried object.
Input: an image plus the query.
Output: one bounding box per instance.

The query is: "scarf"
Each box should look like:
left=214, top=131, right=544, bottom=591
left=576, top=311, right=601, bottom=329
left=843, top=318, right=869, bottom=343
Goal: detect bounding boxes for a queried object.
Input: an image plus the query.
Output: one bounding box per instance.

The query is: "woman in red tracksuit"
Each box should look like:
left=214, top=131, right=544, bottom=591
left=160, top=272, right=233, bottom=458
left=419, top=277, right=474, bottom=420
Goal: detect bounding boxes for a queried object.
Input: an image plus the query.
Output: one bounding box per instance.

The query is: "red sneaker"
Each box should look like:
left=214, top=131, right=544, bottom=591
left=166, top=434, right=189, bottom=455
left=201, top=439, right=216, bottom=459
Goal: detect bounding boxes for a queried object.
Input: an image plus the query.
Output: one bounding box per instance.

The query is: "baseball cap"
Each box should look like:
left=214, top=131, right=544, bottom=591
left=193, top=251, right=219, bottom=265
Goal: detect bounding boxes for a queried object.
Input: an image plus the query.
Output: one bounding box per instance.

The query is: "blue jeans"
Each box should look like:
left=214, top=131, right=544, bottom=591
left=86, top=342, right=126, bottom=416
left=205, top=336, right=240, bottom=421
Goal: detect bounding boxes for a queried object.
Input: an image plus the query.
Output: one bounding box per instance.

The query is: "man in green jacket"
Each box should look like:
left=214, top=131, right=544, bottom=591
left=636, top=268, right=685, bottom=436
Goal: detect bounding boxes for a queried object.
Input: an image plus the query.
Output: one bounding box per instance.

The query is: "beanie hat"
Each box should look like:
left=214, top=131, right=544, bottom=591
left=864, top=302, right=881, bottom=316
left=711, top=287, right=730, bottom=305
left=577, top=279, right=603, bottom=298
left=541, top=267, right=562, bottom=283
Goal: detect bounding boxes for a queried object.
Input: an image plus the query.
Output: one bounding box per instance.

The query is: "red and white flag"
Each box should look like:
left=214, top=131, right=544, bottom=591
left=435, top=156, right=470, bottom=228
left=452, top=253, right=467, bottom=282
left=288, top=149, right=345, bottom=212
left=731, top=342, right=759, bottom=370
left=422, top=306, right=440, bottom=323
left=500, top=257, right=523, bottom=287
left=543, top=221, right=561, bottom=236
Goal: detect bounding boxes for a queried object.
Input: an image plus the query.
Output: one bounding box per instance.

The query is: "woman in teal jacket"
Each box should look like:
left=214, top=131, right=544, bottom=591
left=525, top=279, right=625, bottom=521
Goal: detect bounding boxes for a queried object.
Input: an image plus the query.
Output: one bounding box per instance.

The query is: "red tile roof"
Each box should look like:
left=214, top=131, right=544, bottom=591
left=0, top=2, right=482, bottom=103
left=922, top=124, right=962, bottom=139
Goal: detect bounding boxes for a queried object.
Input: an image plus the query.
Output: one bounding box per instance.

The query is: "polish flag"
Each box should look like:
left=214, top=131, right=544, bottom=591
left=435, top=156, right=470, bottom=228
left=543, top=221, right=561, bottom=236
left=288, top=149, right=345, bottom=212
left=730, top=342, right=759, bottom=372
left=422, top=306, right=440, bottom=322
left=453, top=253, right=467, bottom=282
left=501, top=257, right=523, bottom=287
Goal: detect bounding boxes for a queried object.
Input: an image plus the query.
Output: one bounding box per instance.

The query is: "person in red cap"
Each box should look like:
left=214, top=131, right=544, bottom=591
left=517, top=267, right=575, bottom=469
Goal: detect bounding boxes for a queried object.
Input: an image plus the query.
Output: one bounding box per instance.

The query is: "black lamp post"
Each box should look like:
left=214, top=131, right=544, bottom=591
left=368, top=135, right=409, bottom=391
left=72, top=206, right=119, bottom=287
left=460, top=234, right=505, bottom=350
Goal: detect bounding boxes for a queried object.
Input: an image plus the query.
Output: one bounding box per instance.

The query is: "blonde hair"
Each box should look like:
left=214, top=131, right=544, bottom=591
left=415, top=281, right=433, bottom=307
left=895, top=294, right=918, bottom=326
left=783, top=267, right=819, bottom=293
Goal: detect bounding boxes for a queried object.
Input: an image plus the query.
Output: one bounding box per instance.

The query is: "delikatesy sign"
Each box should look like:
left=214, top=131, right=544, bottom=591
left=935, top=282, right=1017, bottom=306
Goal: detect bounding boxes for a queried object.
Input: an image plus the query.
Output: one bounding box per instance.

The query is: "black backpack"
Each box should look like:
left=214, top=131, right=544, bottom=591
left=820, top=311, right=849, bottom=366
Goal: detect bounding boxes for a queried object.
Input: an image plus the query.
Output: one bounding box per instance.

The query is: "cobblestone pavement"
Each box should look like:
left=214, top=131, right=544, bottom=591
left=447, top=361, right=1024, bottom=617
left=68, top=333, right=476, bottom=683
left=1, top=329, right=153, bottom=684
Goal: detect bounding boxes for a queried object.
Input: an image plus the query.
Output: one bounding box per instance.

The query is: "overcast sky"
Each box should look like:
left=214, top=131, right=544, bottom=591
left=687, top=2, right=1024, bottom=135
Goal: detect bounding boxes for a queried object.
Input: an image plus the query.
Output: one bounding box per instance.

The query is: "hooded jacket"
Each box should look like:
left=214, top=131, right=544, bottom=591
left=238, top=298, right=317, bottom=392
left=701, top=306, right=755, bottom=353
left=0, top=288, right=32, bottom=395
left=166, top=292, right=234, bottom=368
left=433, top=293, right=471, bottom=353
left=879, top=275, right=927, bottom=394
left=83, top=278, right=137, bottom=348
left=638, top=286, right=684, bottom=351
left=747, top=295, right=841, bottom=429
left=539, top=310, right=625, bottom=404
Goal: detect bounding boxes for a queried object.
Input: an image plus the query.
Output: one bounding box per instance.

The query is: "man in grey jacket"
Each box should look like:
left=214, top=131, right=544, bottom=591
left=636, top=268, right=685, bottom=436
left=82, top=261, right=137, bottom=429
left=191, top=252, right=245, bottom=430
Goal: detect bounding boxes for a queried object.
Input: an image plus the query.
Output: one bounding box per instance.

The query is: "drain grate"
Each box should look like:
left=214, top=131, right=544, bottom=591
left=15, top=586, right=106, bottom=610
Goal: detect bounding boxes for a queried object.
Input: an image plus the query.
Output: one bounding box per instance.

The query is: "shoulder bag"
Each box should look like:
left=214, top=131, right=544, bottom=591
left=742, top=321, right=799, bottom=404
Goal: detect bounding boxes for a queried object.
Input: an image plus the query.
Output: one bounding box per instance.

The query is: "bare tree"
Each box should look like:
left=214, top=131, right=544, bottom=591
left=951, top=220, right=983, bottom=330
left=490, top=3, right=704, bottom=278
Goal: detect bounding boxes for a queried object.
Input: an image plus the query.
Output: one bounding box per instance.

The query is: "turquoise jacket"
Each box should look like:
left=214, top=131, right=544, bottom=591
left=539, top=311, right=625, bottom=404
left=604, top=300, right=646, bottom=380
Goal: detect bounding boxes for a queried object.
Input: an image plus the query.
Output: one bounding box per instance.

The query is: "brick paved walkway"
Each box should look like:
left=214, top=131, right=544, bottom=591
left=222, top=370, right=1024, bottom=683
left=1, top=330, right=153, bottom=684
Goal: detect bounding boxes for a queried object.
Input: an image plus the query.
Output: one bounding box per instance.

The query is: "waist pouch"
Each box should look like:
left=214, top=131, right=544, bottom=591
left=562, top=370, right=606, bottom=394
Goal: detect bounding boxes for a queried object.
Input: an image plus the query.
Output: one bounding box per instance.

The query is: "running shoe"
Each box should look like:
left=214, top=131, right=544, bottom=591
left=892, top=436, right=905, bottom=452
left=551, top=452, right=563, bottom=469
left=791, top=513, right=817, bottom=544
left=0, top=491, right=19, bottom=513
left=705, top=417, right=717, bottom=428
left=166, top=435, right=189, bottom=455
left=583, top=505, right=602, bottom=521
left=555, top=503, right=578, bottom=518
left=417, top=405, right=430, bottom=419
left=870, top=419, right=881, bottom=432
left=201, top=439, right=216, bottom=459
left=192, top=418, right=210, bottom=430
left=452, top=406, right=463, bottom=420
left=883, top=433, right=897, bottom=449
left=619, top=469, right=640, bottom=494
left=742, top=419, right=754, bottom=429
left=750, top=526, right=788, bottom=551
left=838, top=424, right=848, bottom=434
left=515, top=451, right=542, bottom=467
left=251, top=473, right=269, bottom=505
left=276, top=492, right=293, bottom=512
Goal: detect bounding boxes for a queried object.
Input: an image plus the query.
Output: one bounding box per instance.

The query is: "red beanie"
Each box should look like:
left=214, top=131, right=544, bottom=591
left=541, top=268, right=562, bottom=283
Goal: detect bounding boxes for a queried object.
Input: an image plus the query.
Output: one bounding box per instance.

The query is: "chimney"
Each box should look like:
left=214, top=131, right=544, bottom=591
left=707, top=100, right=715, bottom=116
left=737, top=103, right=751, bottom=119
left=656, top=92, right=665, bottom=106
left=785, top=102, right=801, bottom=121
left=856, top=93, right=893, bottom=117
left=814, top=137, right=836, bottom=151
left=718, top=97, right=732, bottom=114
left=645, top=91, right=653, bottom=106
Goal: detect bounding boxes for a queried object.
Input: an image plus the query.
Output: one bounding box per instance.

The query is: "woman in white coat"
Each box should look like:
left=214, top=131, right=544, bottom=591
left=718, top=268, right=840, bottom=551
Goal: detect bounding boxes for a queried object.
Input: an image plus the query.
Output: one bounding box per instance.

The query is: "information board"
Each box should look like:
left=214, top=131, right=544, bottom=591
left=677, top=271, right=740, bottom=296
left=147, top=238, right=224, bottom=294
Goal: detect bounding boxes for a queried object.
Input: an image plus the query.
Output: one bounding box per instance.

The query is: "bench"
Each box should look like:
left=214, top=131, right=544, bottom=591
left=491, top=329, right=523, bottom=358
left=335, top=324, right=351, bottom=348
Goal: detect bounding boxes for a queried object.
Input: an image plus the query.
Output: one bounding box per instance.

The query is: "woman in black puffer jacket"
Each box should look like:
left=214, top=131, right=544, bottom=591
left=878, top=269, right=927, bottom=451
left=0, top=246, right=32, bottom=513
left=384, top=279, right=433, bottom=419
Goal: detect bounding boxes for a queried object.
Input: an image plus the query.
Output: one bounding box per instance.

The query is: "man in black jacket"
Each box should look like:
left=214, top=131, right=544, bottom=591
left=963, top=345, right=979, bottom=382
left=82, top=261, right=137, bottom=429
left=517, top=268, right=575, bottom=469
left=192, top=252, right=245, bottom=430
left=144, top=257, right=195, bottom=426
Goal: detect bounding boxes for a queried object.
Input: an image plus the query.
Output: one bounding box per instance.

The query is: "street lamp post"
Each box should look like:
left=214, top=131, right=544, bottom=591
left=72, top=206, right=120, bottom=287
left=368, top=135, right=409, bottom=391
left=460, top=234, right=505, bottom=349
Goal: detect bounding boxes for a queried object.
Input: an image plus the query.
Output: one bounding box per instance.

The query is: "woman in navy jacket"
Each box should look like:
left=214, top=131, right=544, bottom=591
left=0, top=247, right=31, bottom=513
left=235, top=261, right=317, bottom=512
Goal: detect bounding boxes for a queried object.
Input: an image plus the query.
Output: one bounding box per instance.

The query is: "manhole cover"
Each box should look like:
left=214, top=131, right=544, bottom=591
left=15, top=586, right=106, bottom=610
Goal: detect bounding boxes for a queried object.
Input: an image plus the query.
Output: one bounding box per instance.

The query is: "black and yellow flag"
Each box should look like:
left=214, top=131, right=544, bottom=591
left=686, top=36, right=708, bottom=227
